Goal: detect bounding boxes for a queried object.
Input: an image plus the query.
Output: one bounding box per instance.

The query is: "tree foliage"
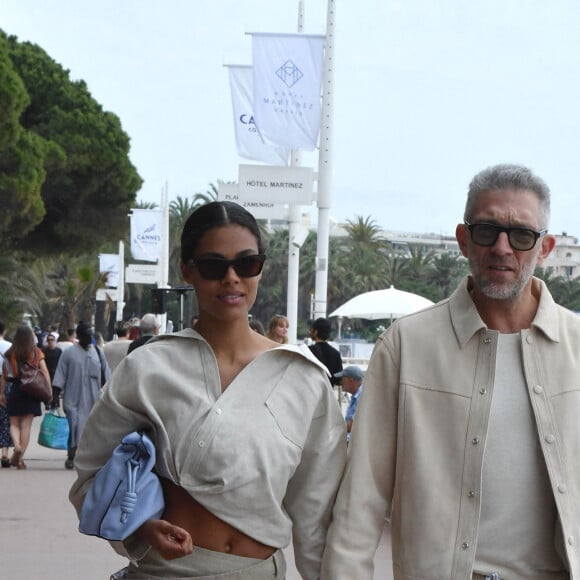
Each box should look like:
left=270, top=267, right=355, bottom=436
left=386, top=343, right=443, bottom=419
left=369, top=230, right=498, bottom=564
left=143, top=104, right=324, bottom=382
left=1, top=30, right=142, bottom=255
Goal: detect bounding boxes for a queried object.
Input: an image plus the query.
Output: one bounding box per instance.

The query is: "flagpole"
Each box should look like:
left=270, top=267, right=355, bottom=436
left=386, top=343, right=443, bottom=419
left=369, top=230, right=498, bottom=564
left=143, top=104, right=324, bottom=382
left=116, top=240, right=125, bottom=322
left=313, top=0, right=335, bottom=319
left=286, top=0, right=306, bottom=344
left=158, top=183, right=170, bottom=332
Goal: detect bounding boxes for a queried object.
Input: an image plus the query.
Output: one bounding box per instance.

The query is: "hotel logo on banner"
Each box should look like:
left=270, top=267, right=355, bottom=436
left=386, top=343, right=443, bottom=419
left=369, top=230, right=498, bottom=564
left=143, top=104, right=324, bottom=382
left=237, top=164, right=314, bottom=204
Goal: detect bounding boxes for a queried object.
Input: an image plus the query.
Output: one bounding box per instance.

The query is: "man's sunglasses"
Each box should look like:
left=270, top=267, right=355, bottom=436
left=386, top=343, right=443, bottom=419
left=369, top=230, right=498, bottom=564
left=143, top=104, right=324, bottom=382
left=465, top=221, right=547, bottom=251
left=191, top=254, right=266, bottom=280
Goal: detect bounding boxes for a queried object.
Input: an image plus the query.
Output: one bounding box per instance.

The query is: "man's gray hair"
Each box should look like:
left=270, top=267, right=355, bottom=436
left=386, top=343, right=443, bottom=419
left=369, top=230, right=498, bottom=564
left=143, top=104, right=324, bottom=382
left=464, top=163, right=551, bottom=228
left=139, top=313, right=159, bottom=334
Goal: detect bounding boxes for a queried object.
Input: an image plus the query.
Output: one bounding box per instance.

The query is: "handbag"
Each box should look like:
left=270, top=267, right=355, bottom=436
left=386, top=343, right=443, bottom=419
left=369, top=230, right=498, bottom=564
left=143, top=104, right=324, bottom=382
left=38, top=408, right=70, bottom=450
left=18, top=354, right=52, bottom=404
left=79, top=431, right=165, bottom=541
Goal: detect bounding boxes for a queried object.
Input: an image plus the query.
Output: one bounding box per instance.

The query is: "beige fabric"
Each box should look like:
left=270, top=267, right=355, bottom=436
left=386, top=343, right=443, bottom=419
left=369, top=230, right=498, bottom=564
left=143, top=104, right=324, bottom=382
left=322, top=277, right=580, bottom=580
left=475, top=333, right=566, bottom=579
left=125, top=546, right=286, bottom=579
left=70, top=331, right=346, bottom=580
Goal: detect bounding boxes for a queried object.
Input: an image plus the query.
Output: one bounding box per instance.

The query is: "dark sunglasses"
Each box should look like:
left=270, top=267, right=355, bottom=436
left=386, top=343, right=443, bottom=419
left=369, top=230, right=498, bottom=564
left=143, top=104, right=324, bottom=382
left=191, top=254, right=266, bottom=280
left=465, top=221, right=547, bottom=251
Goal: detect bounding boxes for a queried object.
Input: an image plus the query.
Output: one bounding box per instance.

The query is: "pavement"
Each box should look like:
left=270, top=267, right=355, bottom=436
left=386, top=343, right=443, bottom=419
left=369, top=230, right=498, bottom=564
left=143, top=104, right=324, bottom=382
left=0, top=414, right=393, bottom=579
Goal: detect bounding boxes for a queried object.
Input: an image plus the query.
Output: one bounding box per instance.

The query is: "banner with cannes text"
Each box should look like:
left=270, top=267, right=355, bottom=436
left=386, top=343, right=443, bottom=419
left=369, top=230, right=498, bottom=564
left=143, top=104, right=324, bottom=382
left=130, top=209, right=163, bottom=262
left=227, top=65, right=290, bottom=165
left=251, top=33, right=325, bottom=150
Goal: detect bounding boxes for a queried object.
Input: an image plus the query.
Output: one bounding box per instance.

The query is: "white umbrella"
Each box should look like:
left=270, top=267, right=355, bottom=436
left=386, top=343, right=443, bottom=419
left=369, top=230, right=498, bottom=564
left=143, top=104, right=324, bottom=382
left=329, top=285, right=434, bottom=321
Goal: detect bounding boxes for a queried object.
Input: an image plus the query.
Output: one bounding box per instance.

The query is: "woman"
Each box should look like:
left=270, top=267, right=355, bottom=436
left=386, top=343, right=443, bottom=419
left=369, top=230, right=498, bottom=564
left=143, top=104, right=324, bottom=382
left=266, top=315, right=289, bottom=344
left=0, top=324, right=51, bottom=469
left=70, top=201, right=346, bottom=579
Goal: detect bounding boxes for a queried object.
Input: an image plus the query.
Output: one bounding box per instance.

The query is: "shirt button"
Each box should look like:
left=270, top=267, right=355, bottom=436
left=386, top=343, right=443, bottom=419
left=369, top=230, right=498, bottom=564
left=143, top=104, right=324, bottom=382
left=568, top=536, right=575, bottom=546
left=526, top=335, right=533, bottom=344
left=472, top=437, right=480, bottom=445
left=467, top=490, right=475, bottom=498
left=545, top=434, right=556, bottom=444
left=479, top=388, right=487, bottom=395
left=483, top=338, right=492, bottom=344
left=198, top=440, right=206, bottom=448
left=558, top=484, right=568, bottom=494
left=533, top=385, right=543, bottom=394
left=215, top=408, right=222, bottom=415
left=462, top=542, right=470, bottom=549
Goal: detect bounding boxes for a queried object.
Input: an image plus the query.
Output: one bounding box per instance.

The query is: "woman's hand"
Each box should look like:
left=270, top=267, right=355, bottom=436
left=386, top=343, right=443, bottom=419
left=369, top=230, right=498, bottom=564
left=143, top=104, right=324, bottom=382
left=138, top=519, right=193, bottom=560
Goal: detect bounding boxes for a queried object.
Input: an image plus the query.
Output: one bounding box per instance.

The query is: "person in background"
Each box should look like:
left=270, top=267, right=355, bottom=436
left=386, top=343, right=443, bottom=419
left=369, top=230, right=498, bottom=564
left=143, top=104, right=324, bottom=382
left=102, top=322, right=132, bottom=374
left=42, top=332, right=63, bottom=409
left=266, top=315, right=289, bottom=344
left=53, top=322, right=110, bottom=470
left=333, top=366, right=364, bottom=443
left=0, top=320, right=13, bottom=467
left=309, top=318, right=343, bottom=386
left=127, top=313, right=160, bottom=354
left=70, top=201, right=346, bottom=580
left=249, top=317, right=265, bottom=336
left=0, top=324, right=50, bottom=469
left=322, top=163, right=579, bottom=579
left=57, top=328, right=76, bottom=351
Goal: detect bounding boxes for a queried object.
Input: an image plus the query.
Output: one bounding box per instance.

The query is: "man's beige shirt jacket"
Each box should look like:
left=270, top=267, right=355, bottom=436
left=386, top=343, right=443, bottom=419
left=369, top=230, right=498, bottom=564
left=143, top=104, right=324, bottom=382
left=322, top=276, right=580, bottom=580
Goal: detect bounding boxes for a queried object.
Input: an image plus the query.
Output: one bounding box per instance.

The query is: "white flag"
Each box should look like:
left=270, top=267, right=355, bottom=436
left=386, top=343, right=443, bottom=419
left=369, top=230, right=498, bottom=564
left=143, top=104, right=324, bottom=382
left=99, top=254, right=120, bottom=288
left=228, top=65, right=290, bottom=165
left=252, top=33, right=325, bottom=150
left=130, top=209, right=163, bottom=262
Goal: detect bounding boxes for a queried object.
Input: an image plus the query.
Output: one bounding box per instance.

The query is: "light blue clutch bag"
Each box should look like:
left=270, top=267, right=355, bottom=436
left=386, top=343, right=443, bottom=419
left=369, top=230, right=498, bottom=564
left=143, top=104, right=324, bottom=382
left=79, top=431, right=165, bottom=541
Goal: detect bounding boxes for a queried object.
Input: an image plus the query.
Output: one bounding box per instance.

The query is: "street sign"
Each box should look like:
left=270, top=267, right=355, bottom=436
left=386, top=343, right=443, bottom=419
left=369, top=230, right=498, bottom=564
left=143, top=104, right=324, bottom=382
left=237, top=164, right=314, bottom=204
left=125, top=264, right=159, bottom=284
left=218, top=182, right=289, bottom=219
left=96, top=288, right=117, bottom=302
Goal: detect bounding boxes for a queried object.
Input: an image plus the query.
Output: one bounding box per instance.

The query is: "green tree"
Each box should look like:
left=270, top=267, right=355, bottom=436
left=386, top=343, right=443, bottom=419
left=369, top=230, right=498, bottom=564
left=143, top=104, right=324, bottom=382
left=3, top=32, right=142, bottom=256
left=0, top=31, right=54, bottom=243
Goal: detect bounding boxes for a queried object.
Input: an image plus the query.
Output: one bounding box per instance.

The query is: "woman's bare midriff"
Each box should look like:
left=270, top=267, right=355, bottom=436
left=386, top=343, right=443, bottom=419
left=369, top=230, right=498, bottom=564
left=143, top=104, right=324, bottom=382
left=160, top=478, right=275, bottom=559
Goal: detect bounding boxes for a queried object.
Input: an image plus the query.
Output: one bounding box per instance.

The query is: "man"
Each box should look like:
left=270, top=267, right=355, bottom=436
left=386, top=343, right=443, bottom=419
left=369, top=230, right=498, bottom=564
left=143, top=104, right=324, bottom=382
left=57, top=328, right=76, bottom=351
left=53, top=322, right=110, bottom=469
left=333, top=366, right=364, bottom=443
left=322, top=164, right=580, bottom=579
left=308, top=317, right=343, bottom=385
left=0, top=321, right=11, bottom=361
left=127, top=313, right=160, bottom=354
left=102, top=322, right=131, bottom=373
left=42, top=332, right=63, bottom=409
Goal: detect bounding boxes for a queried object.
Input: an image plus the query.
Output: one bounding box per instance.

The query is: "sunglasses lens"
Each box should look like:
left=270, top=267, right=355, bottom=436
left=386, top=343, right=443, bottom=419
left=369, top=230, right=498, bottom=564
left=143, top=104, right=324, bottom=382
left=234, top=255, right=265, bottom=277
left=509, top=230, right=536, bottom=250
left=471, top=224, right=498, bottom=246
left=195, top=259, right=228, bottom=280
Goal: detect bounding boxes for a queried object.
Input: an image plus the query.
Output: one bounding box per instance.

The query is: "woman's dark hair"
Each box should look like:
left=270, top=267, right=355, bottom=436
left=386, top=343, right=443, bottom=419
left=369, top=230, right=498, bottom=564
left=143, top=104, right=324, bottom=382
left=180, top=201, right=264, bottom=263
left=5, top=325, right=36, bottom=361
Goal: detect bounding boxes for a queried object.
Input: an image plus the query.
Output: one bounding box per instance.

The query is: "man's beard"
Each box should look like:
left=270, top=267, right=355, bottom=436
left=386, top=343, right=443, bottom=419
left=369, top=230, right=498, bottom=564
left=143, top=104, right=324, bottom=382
left=469, top=257, right=536, bottom=300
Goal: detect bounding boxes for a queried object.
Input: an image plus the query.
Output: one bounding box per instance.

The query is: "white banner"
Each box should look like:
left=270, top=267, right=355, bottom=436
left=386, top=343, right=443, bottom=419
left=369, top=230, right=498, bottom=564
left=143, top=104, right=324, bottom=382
left=252, top=33, right=325, bottom=150
left=99, top=253, right=120, bottom=288
left=228, top=65, right=290, bottom=166
left=130, top=209, right=163, bottom=262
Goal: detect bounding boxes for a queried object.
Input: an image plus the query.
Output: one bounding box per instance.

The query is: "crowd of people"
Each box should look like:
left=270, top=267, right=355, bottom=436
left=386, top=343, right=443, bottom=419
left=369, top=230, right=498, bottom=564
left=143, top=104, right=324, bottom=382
left=3, top=163, right=577, bottom=579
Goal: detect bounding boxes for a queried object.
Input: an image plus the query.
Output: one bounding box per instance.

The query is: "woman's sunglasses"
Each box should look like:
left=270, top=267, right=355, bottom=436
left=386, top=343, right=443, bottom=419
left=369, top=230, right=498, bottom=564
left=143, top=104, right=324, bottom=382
left=191, top=254, right=266, bottom=280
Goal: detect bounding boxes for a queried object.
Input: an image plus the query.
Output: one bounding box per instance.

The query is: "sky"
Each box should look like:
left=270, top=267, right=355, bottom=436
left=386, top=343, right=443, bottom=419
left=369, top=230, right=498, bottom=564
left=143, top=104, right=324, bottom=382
left=3, top=0, right=580, bottom=238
